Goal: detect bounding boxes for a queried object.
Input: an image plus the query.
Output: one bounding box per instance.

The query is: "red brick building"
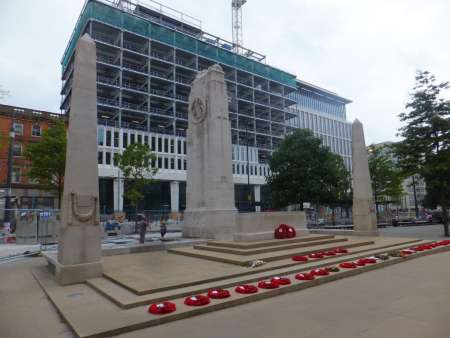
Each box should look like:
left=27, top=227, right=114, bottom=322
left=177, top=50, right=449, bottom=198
left=0, top=104, right=65, bottom=216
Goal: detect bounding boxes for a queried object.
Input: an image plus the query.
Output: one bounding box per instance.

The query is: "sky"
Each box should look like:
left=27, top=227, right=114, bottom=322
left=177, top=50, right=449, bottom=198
left=0, top=0, right=449, bottom=144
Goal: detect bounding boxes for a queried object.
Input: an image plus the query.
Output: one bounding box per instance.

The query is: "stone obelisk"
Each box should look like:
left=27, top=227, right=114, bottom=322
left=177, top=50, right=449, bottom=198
left=351, top=119, right=378, bottom=236
left=56, top=34, right=103, bottom=284
left=183, top=64, right=237, bottom=240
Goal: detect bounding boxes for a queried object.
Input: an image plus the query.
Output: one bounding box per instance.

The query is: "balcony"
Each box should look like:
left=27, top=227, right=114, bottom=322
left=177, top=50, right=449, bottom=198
left=91, top=31, right=120, bottom=46
left=98, top=97, right=119, bottom=107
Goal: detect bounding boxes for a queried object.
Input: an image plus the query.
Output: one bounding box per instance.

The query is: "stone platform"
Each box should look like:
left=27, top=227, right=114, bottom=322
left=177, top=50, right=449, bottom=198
left=32, top=234, right=450, bottom=338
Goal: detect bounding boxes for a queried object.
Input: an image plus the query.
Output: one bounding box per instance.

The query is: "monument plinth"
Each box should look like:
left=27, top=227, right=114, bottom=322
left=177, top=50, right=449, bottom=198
left=52, top=34, right=103, bottom=284
left=352, top=119, right=378, bottom=236
left=183, top=65, right=237, bottom=240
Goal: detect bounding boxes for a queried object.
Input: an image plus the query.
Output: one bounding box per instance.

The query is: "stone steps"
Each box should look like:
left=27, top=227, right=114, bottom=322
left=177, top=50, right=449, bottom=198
left=194, top=237, right=347, bottom=255
left=33, top=240, right=450, bottom=338
left=206, top=234, right=335, bottom=249
left=168, top=238, right=375, bottom=265
left=88, top=239, right=424, bottom=309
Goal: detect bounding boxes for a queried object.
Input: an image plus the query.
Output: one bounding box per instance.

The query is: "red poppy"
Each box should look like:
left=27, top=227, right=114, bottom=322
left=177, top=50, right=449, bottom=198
left=359, top=257, right=377, bottom=264
left=207, top=289, right=231, bottom=299
left=400, top=249, right=415, bottom=256
left=339, top=262, right=358, bottom=269
left=335, top=247, right=348, bottom=254
left=310, top=268, right=330, bottom=276
left=324, top=251, right=336, bottom=256
left=258, top=280, right=279, bottom=289
left=271, top=276, right=291, bottom=285
left=274, top=224, right=297, bottom=239
left=308, top=252, right=324, bottom=259
left=292, top=255, right=308, bottom=262
left=295, top=272, right=315, bottom=280
left=355, top=259, right=367, bottom=266
left=437, top=240, right=450, bottom=246
left=184, top=294, right=210, bottom=306
left=286, top=226, right=296, bottom=238
left=148, top=301, right=176, bottom=315
left=235, top=284, right=258, bottom=294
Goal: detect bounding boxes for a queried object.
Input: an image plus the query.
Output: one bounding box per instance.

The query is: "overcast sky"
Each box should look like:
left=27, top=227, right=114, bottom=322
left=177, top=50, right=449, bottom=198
left=1, top=0, right=449, bottom=144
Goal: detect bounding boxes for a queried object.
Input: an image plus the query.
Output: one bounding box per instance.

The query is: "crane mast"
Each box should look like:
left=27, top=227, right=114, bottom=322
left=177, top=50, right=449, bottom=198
left=232, top=0, right=247, bottom=54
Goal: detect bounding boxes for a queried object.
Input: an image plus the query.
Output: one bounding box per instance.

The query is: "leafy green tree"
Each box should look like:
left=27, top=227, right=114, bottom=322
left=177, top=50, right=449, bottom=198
left=267, top=129, right=351, bottom=210
left=25, top=120, right=67, bottom=207
left=115, top=143, right=158, bottom=215
left=393, top=71, right=450, bottom=236
left=367, top=145, right=404, bottom=219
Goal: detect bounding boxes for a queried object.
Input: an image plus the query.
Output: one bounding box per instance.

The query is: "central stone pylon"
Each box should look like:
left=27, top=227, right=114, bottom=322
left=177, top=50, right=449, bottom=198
left=183, top=64, right=237, bottom=240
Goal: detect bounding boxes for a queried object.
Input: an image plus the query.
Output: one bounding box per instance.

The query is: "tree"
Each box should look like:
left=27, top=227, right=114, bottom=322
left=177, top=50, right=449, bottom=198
left=367, top=144, right=404, bottom=220
left=393, top=71, right=450, bottom=236
left=25, top=120, right=66, bottom=208
left=114, top=143, right=158, bottom=215
left=267, top=129, right=351, bottom=210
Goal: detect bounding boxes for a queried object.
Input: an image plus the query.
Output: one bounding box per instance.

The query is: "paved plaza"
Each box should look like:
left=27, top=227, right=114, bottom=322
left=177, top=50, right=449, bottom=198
left=1, top=246, right=449, bottom=338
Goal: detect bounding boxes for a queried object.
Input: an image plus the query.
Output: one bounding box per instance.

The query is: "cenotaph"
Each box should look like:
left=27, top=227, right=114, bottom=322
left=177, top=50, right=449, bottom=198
left=352, top=119, right=378, bottom=235
left=52, top=34, right=103, bottom=284
left=183, top=65, right=237, bottom=240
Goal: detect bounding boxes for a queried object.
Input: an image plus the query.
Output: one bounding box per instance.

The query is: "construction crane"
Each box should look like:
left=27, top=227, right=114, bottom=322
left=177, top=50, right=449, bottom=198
left=232, top=0, right=247, bottom=54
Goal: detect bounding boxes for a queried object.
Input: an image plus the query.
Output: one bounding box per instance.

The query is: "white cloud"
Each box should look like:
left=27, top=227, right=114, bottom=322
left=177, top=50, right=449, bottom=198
left=0, top=0, right=449, bottom=144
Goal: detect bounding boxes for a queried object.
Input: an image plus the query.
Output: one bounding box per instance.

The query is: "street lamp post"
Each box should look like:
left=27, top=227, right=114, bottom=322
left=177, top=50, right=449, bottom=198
left=244, top=123, right=252, bottom=211
left=4, top=115, right=15, bottom=228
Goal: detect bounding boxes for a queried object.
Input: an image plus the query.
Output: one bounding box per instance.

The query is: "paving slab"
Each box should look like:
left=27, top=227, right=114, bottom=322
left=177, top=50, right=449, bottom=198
left=87, top=239, right=429, bottom=309
left=194, top=237, right=348, bottom=255
left=32, top=242, right=450, bottom=338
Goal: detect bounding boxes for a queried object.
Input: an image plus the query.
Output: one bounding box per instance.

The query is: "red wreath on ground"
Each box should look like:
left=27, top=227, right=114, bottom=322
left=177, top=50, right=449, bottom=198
left=334, top=247, right=348, bottom=254
left=437, top=240, right=450, bottom=246
left=148, top=301, right=177, bottom=315
left=184, top=295, right=210, bottom=306
left=339, top=262, right=358, bottom=269
left=207, top=289, right=231, bottom=299
left=357, top=257, right=377, bottom=265
left=271, top=276, right=292, bottom=286
left=258, top=280, right=279, bottom=289
left=274, top=224, right=297, bottom=239
left=310, top=268, right=330, bottom=276
left=235, top=284, right=259, bottom=294
left=323, top=250, right=337, bottom=256
left=308, top=252, right=324, bottom=259
left=292, top=255, right=309, bottom=262
left=295, top=272, right=315, bottom=281
left=400, top=249, right=415, bottom=256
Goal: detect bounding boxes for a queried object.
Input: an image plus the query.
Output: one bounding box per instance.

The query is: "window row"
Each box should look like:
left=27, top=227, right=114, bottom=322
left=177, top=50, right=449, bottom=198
left=12, top=122, right=42, bottom=137
left=290, top=90, right=346, bottom=118
left=299, top=111, right=351, bottom=139
left=97, top=127, right=186, bottom=154
left=232, top=163, right=270, bottom=177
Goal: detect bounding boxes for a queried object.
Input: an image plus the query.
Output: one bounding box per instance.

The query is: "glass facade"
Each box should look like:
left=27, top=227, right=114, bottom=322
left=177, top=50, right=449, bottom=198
left=62, top=0, right=353, bottom=212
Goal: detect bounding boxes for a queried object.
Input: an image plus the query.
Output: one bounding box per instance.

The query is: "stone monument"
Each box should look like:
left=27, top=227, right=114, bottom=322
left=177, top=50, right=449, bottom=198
left=352, top=119, right=378, bottom=236
left=183, top=64, right=237, bottom=240
left=53, top=34, right=103, bottom=284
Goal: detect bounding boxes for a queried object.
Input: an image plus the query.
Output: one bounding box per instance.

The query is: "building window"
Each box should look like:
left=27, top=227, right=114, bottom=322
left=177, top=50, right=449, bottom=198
left=177, top=140, right=182, bottom=154
left=12, top=143, right=22, bottom=157
left=12, top=167, right=21, bottom=183
left=183, top=141, right=186, bottom=154
left=184, top=159, right=187, bottom=170
left=137, top=134, right=142, bottom=144
left=123, top=132, right=128, bottom=148
left=106, top=130, right=111, bottom=147
left=144, top=135, right=149, bottom=145
left=98, top=151, right=103, bottom=164
left=157, top=157, right=162, bottom=168
left=105, top=152, right=111, bottom=165
left=97, top=127, right=104, bottom=146
left=164, top=138, right=169, bottom=153
left=114, top=131, right=119, bottom=148
left=170, top=158, right=175, bottom=169
left=157, top=137, right=162, bottom=152
left=151, top=136, right=156, bottom=151
left=13, top=123, right=23, bottom=135
left=170, top=139, right=174, bottom=153
left=164, top=157, right=169, bottom=169
left=130, top=134, right=135, bottom=144
left=177, top=158, right=182, bottom=170
left=31, top=124, right=42, bottom=137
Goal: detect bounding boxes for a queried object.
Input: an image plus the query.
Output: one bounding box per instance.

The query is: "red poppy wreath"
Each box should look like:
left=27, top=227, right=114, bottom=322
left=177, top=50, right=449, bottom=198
left=235, top=284, right=258, bottom=294
left=184, top=295, right=210, bottom=306
left=271, top=276, right=292, bottom=286
left=207, top=289, right=231, bottom=299
left=148, top=301, right=176, bottom=315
